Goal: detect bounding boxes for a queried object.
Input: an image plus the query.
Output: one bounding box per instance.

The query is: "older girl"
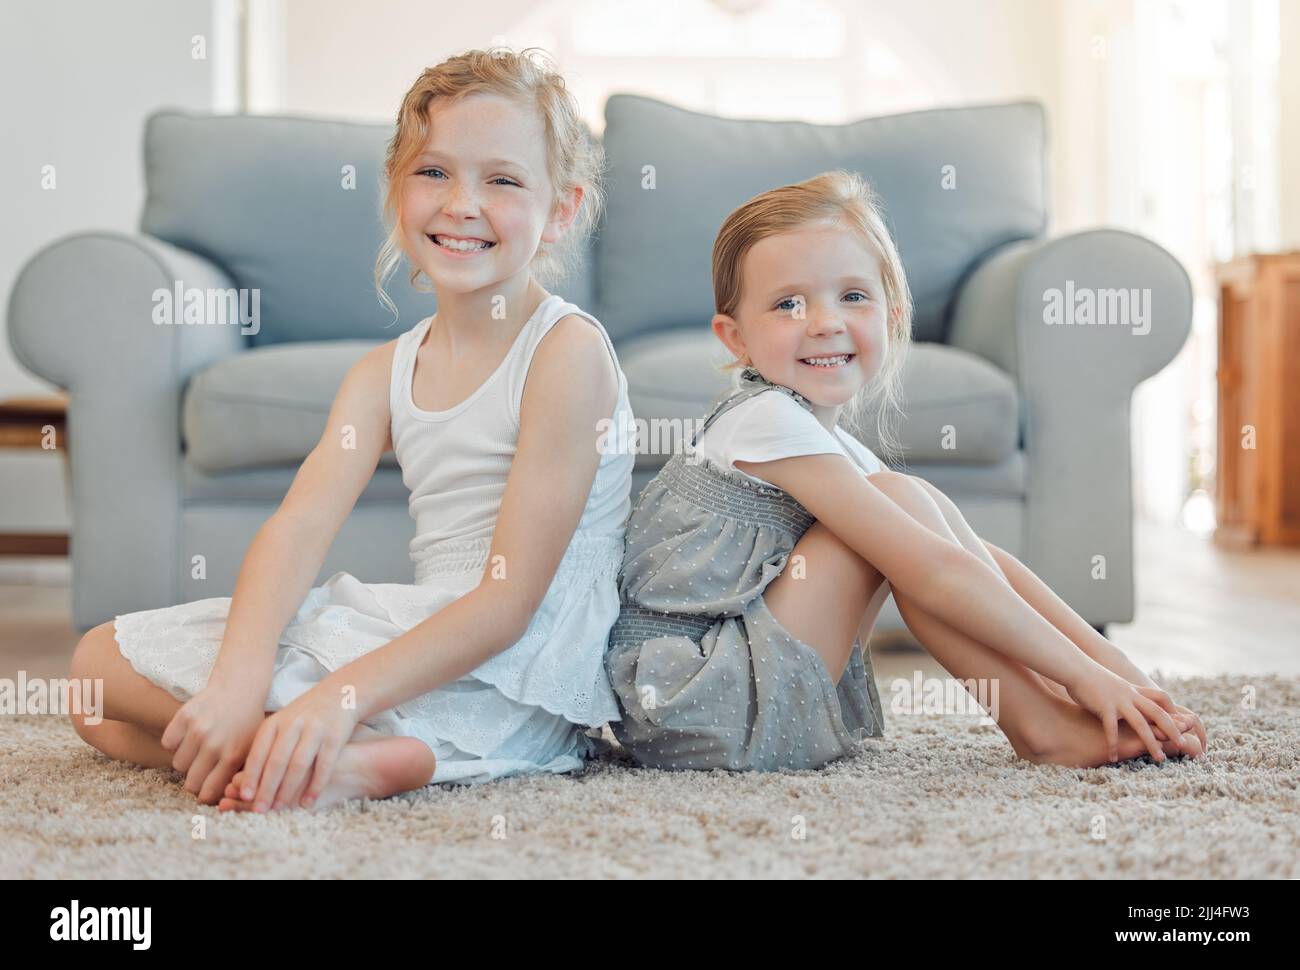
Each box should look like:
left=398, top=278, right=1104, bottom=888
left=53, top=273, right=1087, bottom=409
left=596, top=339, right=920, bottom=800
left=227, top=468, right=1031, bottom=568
left=70, top=47, right=634, bottom=811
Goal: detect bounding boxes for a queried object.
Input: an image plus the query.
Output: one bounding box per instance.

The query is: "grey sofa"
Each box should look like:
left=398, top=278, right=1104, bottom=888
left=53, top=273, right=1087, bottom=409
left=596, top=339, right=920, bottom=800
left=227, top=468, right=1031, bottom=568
left=7, top=95, right=1192, bottom=634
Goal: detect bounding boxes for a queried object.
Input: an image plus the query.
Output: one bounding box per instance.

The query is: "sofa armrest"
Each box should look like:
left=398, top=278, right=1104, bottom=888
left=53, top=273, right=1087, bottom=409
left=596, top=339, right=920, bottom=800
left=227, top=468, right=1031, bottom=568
left=947, top=228, right=1192, bottom=624
left=7, top=231, right=244, bottom=628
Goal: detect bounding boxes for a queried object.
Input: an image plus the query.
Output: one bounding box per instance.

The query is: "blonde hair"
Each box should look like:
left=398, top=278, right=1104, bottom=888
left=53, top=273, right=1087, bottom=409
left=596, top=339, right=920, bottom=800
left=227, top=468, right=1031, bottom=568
left=374, top=46, right=604, bottom=320
left=710, top=169, right=913, bottom=465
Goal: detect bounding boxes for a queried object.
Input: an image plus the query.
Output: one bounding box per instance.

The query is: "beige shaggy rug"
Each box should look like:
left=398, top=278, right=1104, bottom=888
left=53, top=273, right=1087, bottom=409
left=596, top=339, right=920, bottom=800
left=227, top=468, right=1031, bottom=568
left=2, top=673, right=1297, bottom=879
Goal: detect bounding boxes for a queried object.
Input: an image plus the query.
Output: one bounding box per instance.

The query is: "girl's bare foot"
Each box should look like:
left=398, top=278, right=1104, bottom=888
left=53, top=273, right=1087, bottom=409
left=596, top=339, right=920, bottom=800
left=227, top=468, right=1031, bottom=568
left=217, top=736, right=436, bottom=812
left=1023, top=692, right=1205, bottom=768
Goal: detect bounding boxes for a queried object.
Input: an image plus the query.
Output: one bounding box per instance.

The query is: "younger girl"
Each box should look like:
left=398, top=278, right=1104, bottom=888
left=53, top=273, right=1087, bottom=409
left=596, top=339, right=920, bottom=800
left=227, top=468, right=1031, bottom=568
left=606, top=170, right=1208, bottom=772
left=69, top=47, right=634, bottom=811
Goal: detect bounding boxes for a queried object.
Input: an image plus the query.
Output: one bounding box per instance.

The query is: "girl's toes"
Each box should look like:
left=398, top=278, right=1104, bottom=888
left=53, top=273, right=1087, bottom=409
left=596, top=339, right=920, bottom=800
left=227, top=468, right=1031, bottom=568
left=218, top=783, right=259, bottom=812
left=1178, top=731, right=1204, bottom=759
left=1155, top=730, right=1202, bottom=761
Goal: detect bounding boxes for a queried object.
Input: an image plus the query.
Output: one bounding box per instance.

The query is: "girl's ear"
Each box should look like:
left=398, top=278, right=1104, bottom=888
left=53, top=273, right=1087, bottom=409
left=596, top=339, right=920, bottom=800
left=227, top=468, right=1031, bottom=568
left=711, top=312, right=747, bottom=362
left=541, top=185, right=583, bottom=243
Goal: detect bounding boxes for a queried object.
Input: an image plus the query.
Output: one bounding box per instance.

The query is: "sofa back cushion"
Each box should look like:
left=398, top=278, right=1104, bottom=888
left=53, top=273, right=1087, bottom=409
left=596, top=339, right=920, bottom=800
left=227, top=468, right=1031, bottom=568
left=140, top=111, right=594, bottom=346
left=593, top=96, right=1047, bottom=345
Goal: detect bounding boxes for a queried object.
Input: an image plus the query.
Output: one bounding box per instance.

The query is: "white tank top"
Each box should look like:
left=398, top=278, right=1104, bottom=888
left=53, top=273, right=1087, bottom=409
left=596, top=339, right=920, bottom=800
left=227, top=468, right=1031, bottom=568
left=388, top=293, right=635, bottom=575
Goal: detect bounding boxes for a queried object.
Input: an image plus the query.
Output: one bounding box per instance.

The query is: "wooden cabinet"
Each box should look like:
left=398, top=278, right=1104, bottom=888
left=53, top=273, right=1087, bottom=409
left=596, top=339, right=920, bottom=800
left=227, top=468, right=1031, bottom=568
left=1215, top=253, right=1300, bottom=546
left=0, top=393, right=69, bottom=555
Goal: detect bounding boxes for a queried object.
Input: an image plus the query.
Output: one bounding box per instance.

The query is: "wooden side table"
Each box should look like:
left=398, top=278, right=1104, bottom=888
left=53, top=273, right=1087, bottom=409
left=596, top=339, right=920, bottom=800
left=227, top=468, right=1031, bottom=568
left=0, top=393, right=69, bottom=555
left=1215, top=252, right=1300, bottom=546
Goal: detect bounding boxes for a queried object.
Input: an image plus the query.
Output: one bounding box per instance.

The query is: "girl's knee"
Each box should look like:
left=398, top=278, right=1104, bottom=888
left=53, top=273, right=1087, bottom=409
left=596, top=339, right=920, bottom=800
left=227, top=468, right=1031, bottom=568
left=67, top=630, right=103, bottom=743
left=70, top=620, right=115, bottom=681
left=866, top=469, right=926, bottom=501
left=867, top=470, right=945, bottom=522
left=907, top=473, right=944, bottom=504
left=399, top=739, right=438, bottom=787
left=417, top=748, right=438, bottom=786
left=68, top=704, right=105, bottom=746
left=910, top=475, right=964, bottom=525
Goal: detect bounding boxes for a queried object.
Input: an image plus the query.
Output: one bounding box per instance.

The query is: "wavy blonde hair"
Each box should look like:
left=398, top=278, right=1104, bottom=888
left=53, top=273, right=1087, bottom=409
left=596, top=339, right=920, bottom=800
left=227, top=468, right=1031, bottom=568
left=710, top=169, right=913, bottom=465
left=374, top=46, right=604, bottom=321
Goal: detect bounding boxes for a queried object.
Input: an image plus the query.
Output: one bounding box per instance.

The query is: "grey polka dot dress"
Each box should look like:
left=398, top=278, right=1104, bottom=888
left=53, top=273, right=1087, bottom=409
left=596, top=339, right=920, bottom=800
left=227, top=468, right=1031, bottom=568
left=605, top=367, right=886, bottom=772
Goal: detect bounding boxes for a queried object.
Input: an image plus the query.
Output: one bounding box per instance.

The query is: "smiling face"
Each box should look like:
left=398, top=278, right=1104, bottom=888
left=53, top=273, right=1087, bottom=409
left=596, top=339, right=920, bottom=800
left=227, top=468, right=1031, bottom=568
left=399, top=92, right=578, bottom=295
left=712, top=222, right=892, bottom=409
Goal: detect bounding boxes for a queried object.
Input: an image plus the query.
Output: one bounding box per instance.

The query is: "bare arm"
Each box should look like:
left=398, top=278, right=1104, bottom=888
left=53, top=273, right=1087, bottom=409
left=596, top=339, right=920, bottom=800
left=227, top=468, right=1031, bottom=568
left=207, top=341, right=397, bottom=694
left=312, top=315, right=619, bottom=721
left=735, top=453, right=1100, bottom=690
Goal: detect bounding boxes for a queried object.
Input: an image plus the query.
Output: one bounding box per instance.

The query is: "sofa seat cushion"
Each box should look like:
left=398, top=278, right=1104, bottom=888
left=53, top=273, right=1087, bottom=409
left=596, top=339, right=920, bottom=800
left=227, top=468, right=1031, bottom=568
left=182, top=340, right=398, bottom=472
left=901, top=452, right=1026, bottom=498
left=619, top=330, right=1020, bottom=468
left=849, top=341, right=1021, bottom=462
left=181, top=458, right=407, bottom=503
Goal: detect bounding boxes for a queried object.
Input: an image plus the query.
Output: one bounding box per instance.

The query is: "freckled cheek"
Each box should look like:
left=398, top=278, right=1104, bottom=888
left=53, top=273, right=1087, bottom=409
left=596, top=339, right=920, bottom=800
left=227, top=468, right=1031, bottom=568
left=401, top=189, right=440, bottom=228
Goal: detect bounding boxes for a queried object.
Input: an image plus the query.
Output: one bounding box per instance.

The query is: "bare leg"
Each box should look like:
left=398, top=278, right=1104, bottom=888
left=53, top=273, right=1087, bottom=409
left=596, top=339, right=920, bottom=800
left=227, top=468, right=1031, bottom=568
left=765, top=470, right=1071, bottom=744
left=69, top=715, right=176, bottom=770
left=69, top=620, right=439, bottom=804
left=70, top=621, right=187, bottom=734
left=901, top=477, right=1075, bottom=703
left=764, top=480, right=1057, bottom=756
left=68, top=620, right=188, bottom=768
left=865, top=471, right=1199, bottom=765
left=911, top=476, right=1204, bottom=752
left=767, top=471, right=1196, bottom=765
left=763, top=519, right=890, bottom=683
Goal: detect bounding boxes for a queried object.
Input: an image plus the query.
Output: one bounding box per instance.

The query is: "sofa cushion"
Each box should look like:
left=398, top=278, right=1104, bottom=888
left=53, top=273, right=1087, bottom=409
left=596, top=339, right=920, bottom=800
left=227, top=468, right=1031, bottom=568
left=619, top=330, right=1019, bottom=468
left=594, top=95, right=1047, bottom=346
left=181, top=459, right=408, bottom=503
left=141, top=111, right=595, bottom=347
left=617, top=328, right=736, bottom=469
left=182, top=340, right=399, bottom=472
left=848, top=341, right=1021, bottom=462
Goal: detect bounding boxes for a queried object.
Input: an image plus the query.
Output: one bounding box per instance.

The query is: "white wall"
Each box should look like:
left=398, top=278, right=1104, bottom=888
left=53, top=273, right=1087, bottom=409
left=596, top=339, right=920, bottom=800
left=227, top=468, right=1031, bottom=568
left=0, top=0, right=226, bottom=534
left=260, top=0, right=1071, bottom=206
left=1280, top=0, right=1300, bottom=248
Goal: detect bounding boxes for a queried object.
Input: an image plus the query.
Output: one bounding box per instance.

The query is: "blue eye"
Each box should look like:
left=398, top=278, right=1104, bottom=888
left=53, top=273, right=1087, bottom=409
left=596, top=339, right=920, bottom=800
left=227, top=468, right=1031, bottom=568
left=844, top=292, right=869, bottom=302
left=774, top=297, right=802, bottom=312
left=416, top=168, right=518, bottom=187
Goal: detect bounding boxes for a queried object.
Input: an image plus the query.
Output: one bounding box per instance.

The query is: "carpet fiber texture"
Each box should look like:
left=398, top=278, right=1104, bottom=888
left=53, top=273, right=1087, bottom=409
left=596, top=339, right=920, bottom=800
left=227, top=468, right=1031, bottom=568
left=2, top=673, right=1296, bottom=878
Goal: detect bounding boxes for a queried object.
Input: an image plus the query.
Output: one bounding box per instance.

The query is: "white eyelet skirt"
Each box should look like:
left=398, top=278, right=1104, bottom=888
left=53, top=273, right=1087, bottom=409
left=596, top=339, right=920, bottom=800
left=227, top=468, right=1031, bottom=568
left=113, top=532, right=624, bottom=786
